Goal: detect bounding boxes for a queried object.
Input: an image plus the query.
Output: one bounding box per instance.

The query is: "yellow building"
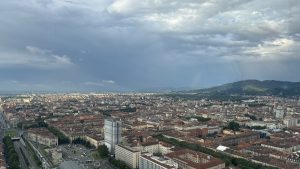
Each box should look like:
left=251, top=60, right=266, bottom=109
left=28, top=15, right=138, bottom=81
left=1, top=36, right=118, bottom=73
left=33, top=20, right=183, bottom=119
left=27, top=128, right=58, bottom=147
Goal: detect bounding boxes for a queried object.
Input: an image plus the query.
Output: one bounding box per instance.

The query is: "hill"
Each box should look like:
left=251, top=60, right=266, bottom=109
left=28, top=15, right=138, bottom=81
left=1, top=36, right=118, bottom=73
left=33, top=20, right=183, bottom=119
left=169, top=80, right=300, bottom=100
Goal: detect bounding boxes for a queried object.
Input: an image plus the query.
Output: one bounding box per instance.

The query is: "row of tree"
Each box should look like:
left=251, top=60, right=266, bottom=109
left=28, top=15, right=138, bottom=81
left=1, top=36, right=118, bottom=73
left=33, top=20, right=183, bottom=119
left=96, top=145, right=109, bottom=158
left=96, top=144, right=131, bottom=169
left=154, top=134, right=277, bottom=169
left=72, top=137, right=94, bottom=149
left=47, top=126, right=70, bottom=144
left=109, top=158, right=131, bottom=169
left=224, top=121, right=240, bottom=131
left=3, top=136, right=20, bottom=169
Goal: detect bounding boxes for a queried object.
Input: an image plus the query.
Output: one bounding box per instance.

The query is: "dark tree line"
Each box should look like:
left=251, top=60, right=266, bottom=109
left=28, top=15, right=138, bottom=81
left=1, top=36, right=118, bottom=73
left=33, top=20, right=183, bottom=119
left=72, top=137, right=94, bottom=149
left=3, top=136, right=21, bottom=169
left=224, top=121, right=240, bottom=131
left=109, top=158, right=131, bottom=169
left=97, top=145, right=109, bottom=158
left=47, top=126, right=70, bottom=144
left=154, top=134, right=277, bottom=169
left=245, top=114, right=257, bottom=121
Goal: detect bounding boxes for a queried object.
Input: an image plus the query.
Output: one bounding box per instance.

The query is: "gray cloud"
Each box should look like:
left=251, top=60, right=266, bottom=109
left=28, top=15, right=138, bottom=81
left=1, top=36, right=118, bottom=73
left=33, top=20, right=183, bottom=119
left=0, top=0, right=299, bottom=91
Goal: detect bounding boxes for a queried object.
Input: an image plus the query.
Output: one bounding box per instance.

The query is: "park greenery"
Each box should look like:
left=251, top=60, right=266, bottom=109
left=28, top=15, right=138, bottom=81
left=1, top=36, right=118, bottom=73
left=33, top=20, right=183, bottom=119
left=154, top=134, right=277, bottom=169
left=97, top=144, right=109, bottom=158
left=3, top=136, right=21, bottom=169
left=109, top=158, right=132, bottom=169
left=224, top=121, right=240, bottom=131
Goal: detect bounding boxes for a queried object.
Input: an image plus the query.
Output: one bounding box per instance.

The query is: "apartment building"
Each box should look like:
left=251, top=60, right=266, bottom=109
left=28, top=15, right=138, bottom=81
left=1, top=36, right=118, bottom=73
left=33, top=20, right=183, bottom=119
left=165, top=149, right=225, bottom=169
left=140, top=141, right=175, bottom=155
left=139, top=153, right=178, bottom=169
left=27, top=128, right=58, bottom=147
left=115, top=145, right=141, bottom=169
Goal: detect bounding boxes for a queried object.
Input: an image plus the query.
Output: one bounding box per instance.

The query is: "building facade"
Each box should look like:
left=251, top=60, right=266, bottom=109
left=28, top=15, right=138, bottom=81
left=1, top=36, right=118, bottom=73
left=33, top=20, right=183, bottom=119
left=115, top=145, right=140, bottom=169
left=283, top=117, right=300, bottom=128
left=27, top=128, right=58, bottom=147
left=104, top=118, right=122, bottom=153
left=165, top=149, right=225, bottom=169
left=139, top=154, right=178, bottom=169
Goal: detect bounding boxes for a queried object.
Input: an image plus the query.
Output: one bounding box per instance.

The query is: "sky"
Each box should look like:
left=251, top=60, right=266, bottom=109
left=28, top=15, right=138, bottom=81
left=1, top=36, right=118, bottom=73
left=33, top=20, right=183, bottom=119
left=0, top=0, right=299, bottom=92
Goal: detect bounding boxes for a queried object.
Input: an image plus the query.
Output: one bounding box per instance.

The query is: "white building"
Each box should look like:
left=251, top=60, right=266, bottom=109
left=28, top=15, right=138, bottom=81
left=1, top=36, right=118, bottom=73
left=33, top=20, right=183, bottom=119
left=139, top=153, right=177, bottom=169
left=275, top=106, right=285, bottom=119
left=115, top=145, right=140, bottom=169
left=140, top=141, right=175, bottom=155
left=104, top=118, right=122, bottom=153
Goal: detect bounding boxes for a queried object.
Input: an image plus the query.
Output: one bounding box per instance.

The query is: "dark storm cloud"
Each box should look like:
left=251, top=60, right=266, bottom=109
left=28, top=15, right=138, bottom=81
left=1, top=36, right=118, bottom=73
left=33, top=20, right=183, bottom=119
left=0, top=0, right=299, bottom=91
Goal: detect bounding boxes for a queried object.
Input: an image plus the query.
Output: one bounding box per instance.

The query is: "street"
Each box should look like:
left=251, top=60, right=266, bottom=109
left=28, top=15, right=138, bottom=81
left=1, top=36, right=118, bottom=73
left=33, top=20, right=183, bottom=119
left=60, top=144, right=117, bottom=169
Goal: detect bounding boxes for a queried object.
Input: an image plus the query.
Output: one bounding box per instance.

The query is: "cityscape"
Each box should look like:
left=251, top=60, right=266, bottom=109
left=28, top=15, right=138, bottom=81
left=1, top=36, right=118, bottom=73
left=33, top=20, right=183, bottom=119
left=0, top=0, right=300, bottom=169
left=0, top=91, right=300, bottom=169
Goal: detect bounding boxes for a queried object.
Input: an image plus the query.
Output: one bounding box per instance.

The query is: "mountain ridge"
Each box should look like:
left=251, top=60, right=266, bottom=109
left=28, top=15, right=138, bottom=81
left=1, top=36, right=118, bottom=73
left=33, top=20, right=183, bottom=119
left=171, top=80, right=300, bottom=100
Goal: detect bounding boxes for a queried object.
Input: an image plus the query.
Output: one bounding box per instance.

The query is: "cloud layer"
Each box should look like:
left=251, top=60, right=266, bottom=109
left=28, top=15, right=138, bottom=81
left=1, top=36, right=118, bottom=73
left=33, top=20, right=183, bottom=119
left=0, top=0, right=299, bottom=91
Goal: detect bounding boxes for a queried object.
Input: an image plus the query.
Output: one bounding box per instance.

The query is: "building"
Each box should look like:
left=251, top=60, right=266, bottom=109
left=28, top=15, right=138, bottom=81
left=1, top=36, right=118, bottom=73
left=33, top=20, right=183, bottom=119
left=165, top=149, right=225, bottom=169
left=115, top=145, right=141, bottom=169
left=159, top=142, right=175, bottom=155
left=45, top=148, right=63, bottom=165
left=139, top=153, right=178, bottom=169
left=104, top=117, right=122, bottom=153
left=140, top=141, right=159, bottom=154
left=140, top=141, right=175, bottom=155
left=221, top=131, right=260, bottom=146
left=26, top=128, right=58, bottom=147
left=275, top=107, right=285, bottom=119
left=261, top=139, right=300, bottom=153
left=283, top=117, right=300, bottom=128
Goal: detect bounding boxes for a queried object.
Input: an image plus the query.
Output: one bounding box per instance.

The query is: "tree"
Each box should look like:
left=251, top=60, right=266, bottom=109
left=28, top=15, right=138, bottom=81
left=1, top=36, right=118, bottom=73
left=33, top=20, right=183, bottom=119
left=228, top=121, right=240, bottom=131
left=97, top=145, right=109, bottom=158
left=3, top=136, right=20, bottom=169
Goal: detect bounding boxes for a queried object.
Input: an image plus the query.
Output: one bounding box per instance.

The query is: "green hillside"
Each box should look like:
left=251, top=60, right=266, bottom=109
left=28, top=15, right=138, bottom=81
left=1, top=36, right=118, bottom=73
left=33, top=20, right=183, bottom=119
left=169, top=80, right=300, bottom=100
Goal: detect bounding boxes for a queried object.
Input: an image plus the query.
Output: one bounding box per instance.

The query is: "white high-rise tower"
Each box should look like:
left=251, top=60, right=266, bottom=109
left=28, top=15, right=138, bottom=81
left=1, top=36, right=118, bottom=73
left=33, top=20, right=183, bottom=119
left=104, top=117, right=122, bottom=154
